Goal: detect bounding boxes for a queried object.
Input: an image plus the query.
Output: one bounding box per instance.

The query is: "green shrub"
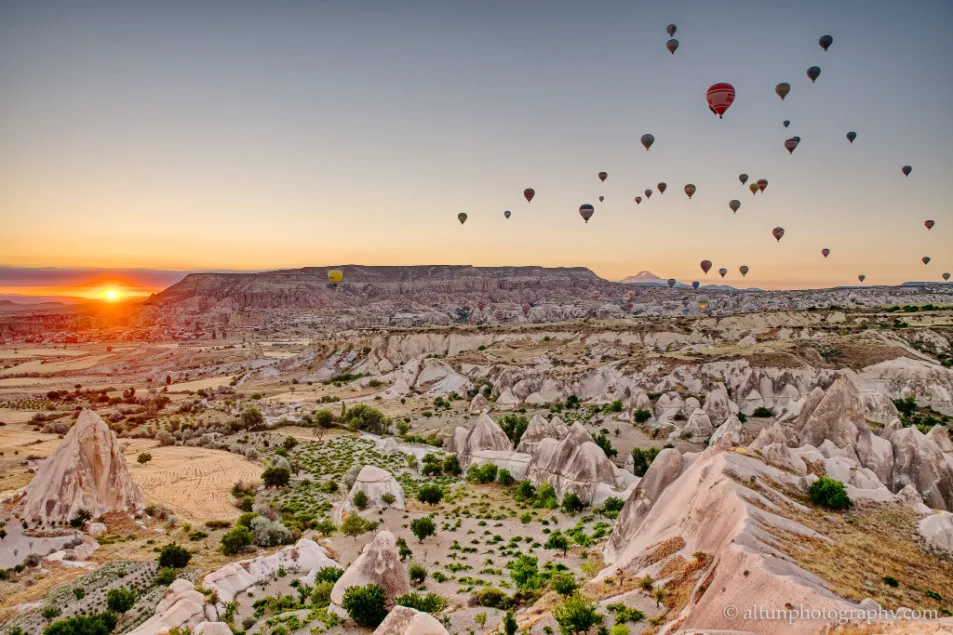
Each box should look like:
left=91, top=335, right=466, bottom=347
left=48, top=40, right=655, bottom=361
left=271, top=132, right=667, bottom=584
left=752, top=407, right=775, bottom=418
left=466, top=463, right=498, bottom=484
left=352, top=490, right=368, bottom=510
left=396, top=592, right=448, bottom=613
left=442, top=455, right=461, bottom=475
left=107, top=586, right=137, bottom=614
left=261, top=466, right=291, bottom=488
left=545, top=531, right=570, bottom=555
left=342, top=405, right=391, bottom=435
left=497, top=469, right=515, bottom=486
left=597, top=497, right=625, bottom=519
left=417, top=484, right=444, bottom=506
left=550, top=573, right=577, bottom=596
left=808, top=476, right=852, bottom=510
left=499, top=415, right=529, bottom=445
left=606, top=603, right=644, bottom=624
left=882, top=575, right=900, bottom=587
left=410, top=516, right=436, bottom=542
left=633, top=409, right=651, bottom=424
left=630, top=447, right=660, bottom=477
left=155, top=567, right=178, bottom=585
left=408, top=562, right=427, bottom=585
left=341, top=584, right=388, bottom=627
left=220, top=526, right=254, bottom=555
left=473, top=587, right=510, bottom=609
left=158, top=543, right=191, bottom=568
left=311, top=580, right=334, bottom=607
left=42, top=613, right=117, bottom=635
left=553, top=593, right=603, bottom=635
left=561, top=493, right=584, bottom=515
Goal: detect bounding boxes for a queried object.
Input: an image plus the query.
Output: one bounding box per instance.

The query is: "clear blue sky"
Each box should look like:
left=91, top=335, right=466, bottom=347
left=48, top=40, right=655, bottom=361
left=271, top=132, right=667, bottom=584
left=1, top=0, right=951, bottom=292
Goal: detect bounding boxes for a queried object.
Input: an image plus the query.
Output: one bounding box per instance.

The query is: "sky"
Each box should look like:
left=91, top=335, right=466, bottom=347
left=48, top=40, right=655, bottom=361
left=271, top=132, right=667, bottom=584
left=1, top=0, right=951, bottom=296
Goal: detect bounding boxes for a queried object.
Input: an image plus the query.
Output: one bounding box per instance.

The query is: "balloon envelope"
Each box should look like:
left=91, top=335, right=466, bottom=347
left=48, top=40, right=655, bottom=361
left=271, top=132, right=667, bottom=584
left=504, top=210, right=511, bottom=219
left=943, top=273, right=951, bottom=281
left=923, top=256, right=931, bottom=265
left=598, top=196, right=604, bottom=203
left=706, top=83, right=736, bottom=118
left=684, top=184, right=696, bottom=199
left=327, top=270, right=343, bottom=287
left=700, top=260, right=712, bottom=274
left=783, top=120, right=790, bottom=128
left=641, top=134, right=655, bottom=150
left=822, top=248, right=831, bottom=258
left=667, top=23, right=677, bottom=37
left=757, top=179, right=768, bottom=192
left=729, top=199, right=741, bottom=213
left=692, top=281, right=700, bottom=290
left=697, top=295, right=710, bottom=310
left=739, top=265, right=749, bottom=277
left=719, top=268, right=728, bottom=278
left=598, top=171, right=608, bottom=182
left=807, top=66, right=821, bottom=82
left=925, top=220, right=935, bottom=230
left=775, top=82, right=791, bottom=100
left=819, top=34, right=833, bottom=51
left=524, top=188, right=535, bottom=202
left=847, top=131, right=857, bottom=143
left=858, top=274, right=866, bottom=283
left=772, top=227, right=785, bottom=242
left=657, top=182, right=667, bottom=194
left=579, top=204, right=595, bottom=223
left=634, top=196, right=642, bottom=204
left=457, top=213, right=467, bottom=225
left=667, top=278, right=676, bottom=288
left=784, top=137, right=799, bottom=154
left=739, top=173, right=748, bottom=185
left=645, top=189, right=653, bottom=199
left=902, top=165, right=912, bottom=176
left=666, top=38, right=679, bottom=54
left=749, top=183, right=759, bottom=195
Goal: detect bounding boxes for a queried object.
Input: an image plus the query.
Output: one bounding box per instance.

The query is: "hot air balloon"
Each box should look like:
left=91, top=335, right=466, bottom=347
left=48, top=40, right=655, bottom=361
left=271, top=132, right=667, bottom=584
left=579, top=204, right=595, bottom=223
left=822, top=248, right=830, bottom=258
left=697, top=295, right=710, bottom=310
left=477, top=300, right=487, bottom=311
left=692, top=281, right=700, bottom=291
left=749, top=183, right=759, bottom=195
left=641, top=134, right=655, bottom=151
left=902, top=165, right=912, bottom=176
left=846, top=131, right=857, bottom=143
left=521, top=303, right=530, bottom=316
left=739, top=174, right=749, bottom=185
left=819, top=34, right=833, bottom=51
left=858, top=274, right=866, bottom=283
left=667, top=278, right=677, bottom=288
left=598, top=196, right=604, bottom=203
left=739, top=265, right=749, bottom=277
left=925, top=220, right=935, bottom=230
left=784, top=137, right=799, bottom=154
left=504, top=210, right=511, bottom=219
left=719, top=268, right=728, bottom=278
left=634, top=196, right=642, bottom=204
left=807, top=66, right=821, bottom=82
left=757, top=179, right=768, bottom=193
left=775, top=82, right=791, bottom=100
left=923, top=256, right=931, bottom=265
left=666, top=24, right=677, bottom=37
left=645, top=189, right=653, bottom=199
left=729, top=199, right=741, bottom=214
left=657, top=182, right=667, bottom=194
left=783, top=120, right=791, bottom=128
left=458, top=213, right=468, bottom=225
left=700, top=260, right=712, bottom=274
left=943, top=273, right=951, bottom=281
left=666, top=38, right=679, bottom=54
left=684, top=184, right=696, bottom=199
left=706, top=83, right=736, bottom=118
left=524, top=188, right=535, bottom=202
left=598, top=171, right=608, bottom=182
left=327, top=270, right=343, bottom=287
left=772, top=227, right=785, bottom=242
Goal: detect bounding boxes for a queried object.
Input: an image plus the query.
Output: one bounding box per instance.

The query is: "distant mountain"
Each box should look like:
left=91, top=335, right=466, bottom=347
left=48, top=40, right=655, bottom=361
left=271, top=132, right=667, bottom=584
left=618, top=271, right=667, bottom=285
left=0, top=294, right=84, bottom=305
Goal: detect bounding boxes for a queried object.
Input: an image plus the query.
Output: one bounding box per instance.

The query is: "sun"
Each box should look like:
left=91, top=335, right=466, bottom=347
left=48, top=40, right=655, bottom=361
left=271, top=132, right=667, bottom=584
left=105, top=289, right=119, bottom=302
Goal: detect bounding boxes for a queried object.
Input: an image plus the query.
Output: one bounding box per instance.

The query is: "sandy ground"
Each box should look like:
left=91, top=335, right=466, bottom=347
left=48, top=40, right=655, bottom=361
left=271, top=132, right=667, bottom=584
left=169, top=375, right=234, bottom=392
left=2, top=353, right=115, bottom=374
left=0, top=408, right=44, bottom=424
left=0, top=347, right=92, bottom=359
left=126, top=446, right=261, bottom=522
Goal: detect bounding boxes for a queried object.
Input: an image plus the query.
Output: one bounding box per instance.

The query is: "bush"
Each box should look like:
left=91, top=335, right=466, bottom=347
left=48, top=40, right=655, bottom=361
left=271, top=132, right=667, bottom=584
left=69, top=508, right=93, bottom=529
left=466, top=463, right=498, bottom=484
left=250, top=516, right=295, bottom=547
left=397, top=536, right=413, bottom=561
left=341, top=583, right=388, bottom=627
left=497, top=469, right=515, bottom=486
left=545, top=531, right=570, bottom=555
left=473, top=587, right=510, bottom=609
left=598, top=496, right=625, bottom=519
left=342, top=514, right=376, bottom=540
left=313, top=409, right=336, bottom=428
left=633, top=409, right=652, bottom=424
left=408, top=562, right=428, bottom=585
left=261, top=465, right=291, bottom=488
left=342, top=404, right=391, bottom=435
left=155, top=567, right=178, bottom=585
left=594, top=431, right=617, bottom=458
left=410, top=516, right=436, bottom=542
left=107, top=586, right=137, bottom=614
left=352, top=490, right=369, bottom=510
left=381, top=493, right=397, bottom=507
left=315, top=566, right=344, bottom=584
left=158, top=543, right=191, bottom=568
left=808, top=476, right=852, bottom=510
left=606, top=603, right=644, bottom=624
left=553, top=593, right=603, bottom=635
left=550, top=573, right=577, bottom=596
left=561, top=493, right=585, bottom=515
left=311, top=580, right=334, bottom=607
left=43, top=613, right=117, bottom=635
left=752, top=407, right=775, bottom=418
left=417, top=484, right=444, bottom=506
left=283, top=436, right=298, bottom=450
left=882, top=575, right=900, bottom=587
left=220, top=526, right=254, bottom=555
left=630, top=447, right=660, bottom=477
left=396, top=592, right=448, bottom=613
left=442, top=455, right=461, bottom=476
left=499, top=414, right=529, bottom=445
left=137, top=452, right=152, bottom=465
left=737, top=413, right=747, bottom=424
left=503, top=611, right=517, bottom=635
left=508, top=554, right=540, bottom=589
left=241, top=407, right=265, bottom=430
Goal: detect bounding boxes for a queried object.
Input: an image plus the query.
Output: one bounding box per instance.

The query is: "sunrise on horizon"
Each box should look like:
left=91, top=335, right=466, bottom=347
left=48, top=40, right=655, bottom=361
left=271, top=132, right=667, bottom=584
left=2, top=5, right=953, bottom=635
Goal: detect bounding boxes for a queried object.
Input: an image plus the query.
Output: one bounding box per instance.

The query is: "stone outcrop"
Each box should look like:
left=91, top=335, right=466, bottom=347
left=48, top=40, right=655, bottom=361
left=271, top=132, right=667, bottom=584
left=919, top=511, right=953, bottom=552
left=372, top=606, right=449, bottom=635
left=681, top=408, right=713, bottom=442
left=330, top=531, right=409, bottom=615
left=445, top=413, right=513, bottom=467
left=710, top=415, right=745, bottom=448
left=127, top=579, right=209, bottom=635
left=516, top=414, right=568, bottom=454
left=890, top=427, right=953, bottom=510
left=22, top=409, right=144, bottom=524
left=345, top=466, right=405, bottom=512
left=204, top=539, right=337, bottom=604
left=468, top=393, right=489, bottom=414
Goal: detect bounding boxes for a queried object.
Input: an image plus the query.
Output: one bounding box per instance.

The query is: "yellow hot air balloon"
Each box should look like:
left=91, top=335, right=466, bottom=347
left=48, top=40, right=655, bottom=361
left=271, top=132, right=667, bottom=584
left=327, top=270, right=343, bottom=287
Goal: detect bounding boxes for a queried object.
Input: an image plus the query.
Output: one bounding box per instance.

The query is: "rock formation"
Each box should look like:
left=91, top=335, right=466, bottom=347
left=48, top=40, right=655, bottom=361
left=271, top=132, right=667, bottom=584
left=682, top=408, right=713, bottom=442
left=919, top=511, right=953, bottom=552
left=344, top=466, right=405, bottom=512
left=445, top=412, right=513, bottom=467
left=709, top=415, right=745, bottom=448
left=127, top=579, right=210, bottom=635
left=468, top=393, right=489, bottom=414
left=515, top=414, right=567, bottom=454
left=372, top=606, right=449, bottom=635
left=22, top=409, right=144, bottom=525
left=330, top=531, right=409, bottom=616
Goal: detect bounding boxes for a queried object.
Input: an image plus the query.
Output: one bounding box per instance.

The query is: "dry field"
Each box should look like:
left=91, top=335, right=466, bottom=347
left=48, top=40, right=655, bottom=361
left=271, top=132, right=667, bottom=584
left=127, top=445, right=261, bottom=521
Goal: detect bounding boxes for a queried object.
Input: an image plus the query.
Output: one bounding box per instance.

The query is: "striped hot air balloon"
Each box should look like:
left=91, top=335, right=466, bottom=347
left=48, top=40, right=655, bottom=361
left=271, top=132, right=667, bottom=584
left=657, top=182, right=667, bottom=194
left=706, top=83, right=736, bottom=118
left=579, top=204, right=595, bottom=223
left=700, top=260, right=712, bottom=274
left=822, top=248, right=830, bottom=258
left=684, top=184, right=696, bottom=199
left=599, top=171, right=608, bottom=182
left=772, top=227, right=785, bottom=242
left=739, top=265, right=749, bottom=277
left=757, top=179, right=768, bottom=193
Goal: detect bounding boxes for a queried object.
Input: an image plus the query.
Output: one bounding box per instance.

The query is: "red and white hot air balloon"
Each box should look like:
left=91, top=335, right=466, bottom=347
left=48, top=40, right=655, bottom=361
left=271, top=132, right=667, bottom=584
left=700, top=260, right=712, bottom=274
left=477, top=300, right=487, bottom=311
left=706, top=83, right=736, bottom=118
left=684, top=184, right=696, bottom=199
left=821, top=248, right=830, bottom=258
left=523, top=188, right=535, bottom=203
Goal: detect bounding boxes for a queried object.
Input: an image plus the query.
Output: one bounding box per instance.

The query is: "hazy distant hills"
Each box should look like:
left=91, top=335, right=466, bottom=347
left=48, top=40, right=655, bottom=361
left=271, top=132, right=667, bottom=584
left=618, top=270, right=738, bottom=291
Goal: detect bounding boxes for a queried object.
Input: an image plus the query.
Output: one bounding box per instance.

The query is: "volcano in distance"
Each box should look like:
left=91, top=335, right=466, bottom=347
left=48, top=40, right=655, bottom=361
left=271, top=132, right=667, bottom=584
left=618, top=270, right=738, bottom=291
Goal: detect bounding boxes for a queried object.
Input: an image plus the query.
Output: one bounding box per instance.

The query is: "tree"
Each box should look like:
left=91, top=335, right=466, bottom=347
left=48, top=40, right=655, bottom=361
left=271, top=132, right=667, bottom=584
left=261, top=465, right=291, bottom=488
left=630, top=447, right=660, bottom=477
left=408, top=562, right=427, bottom=585
left=282, top=436, right=298, bottom=451
left=808, top=476, right=853, bottom=510
left=503, top=611, right=518, bottom=635
left=594, top=432, right=617, bottom=458
left=550, top=573, right=577, bottom=596
left=442, top=455, right=461, bottom=475
left=381, top=493, right=397, bottom=507
left=158, top=543, right=191, bottom=569
left=341, top=514, right=373, bottom=541
left=107, top=586, right=137, bottom=614
left=466, top=463, right=498, bottom=484
left=499, top=414, right=529, bottom=445
left=545, top=531, right=570, bottom=555
left=43, top=613, right=117, bottom=635
left=69, top=508, right=93, bottom=529
left=0, top=527, right=6, bottom=541
left=137, top=452, right=152, bottom=465
left=416, top=484, right=444, bottom=506
left=652, top=587, right=666, bottom=607
left=316, top=520, right=338, bottom=537
left=341, top=584, right=388, bottom=627
left=313, top=409, right=336, bottom=428
left=342, top=404, right=391, bottom=435
left=508, top=554, right=540, bottom=589
left=406, top=454, right=419, bottom=472
left=241, top=407, right=265, bottom=430
left=561, top=493, right=585, bottom=515
left=409, top=516, right=436, bottom=543
left=352, top=490, right=369, bottom=510
left=553, top=593, right=603, bottom=635
left=220, top=526, right=253, bottom=555
left=396, top=592, right=448, bottom=614
left=498, top=469, right=515, bottom=486
left=474, top=612, right=488, bottom=629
